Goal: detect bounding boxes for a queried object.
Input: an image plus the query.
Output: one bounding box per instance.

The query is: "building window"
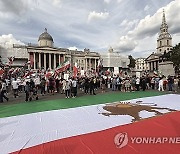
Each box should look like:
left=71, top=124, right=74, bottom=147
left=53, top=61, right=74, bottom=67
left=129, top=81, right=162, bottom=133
left=167, top=40, right=169, bottom=45
left=160, top=41, right=162, bottom=47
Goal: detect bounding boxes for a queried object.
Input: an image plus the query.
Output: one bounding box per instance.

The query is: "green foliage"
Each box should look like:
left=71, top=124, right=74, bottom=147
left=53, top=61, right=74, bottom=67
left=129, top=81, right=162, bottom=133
left=169, top=43, right=180, bottom=73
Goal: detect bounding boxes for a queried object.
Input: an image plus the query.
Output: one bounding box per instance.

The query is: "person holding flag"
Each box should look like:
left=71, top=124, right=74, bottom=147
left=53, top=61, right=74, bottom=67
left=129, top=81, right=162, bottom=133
left=71, top=78, right=77, bottom=98
left=8, top=56, right=15, bottom=65
left=73, top=62, right=78, bottom=78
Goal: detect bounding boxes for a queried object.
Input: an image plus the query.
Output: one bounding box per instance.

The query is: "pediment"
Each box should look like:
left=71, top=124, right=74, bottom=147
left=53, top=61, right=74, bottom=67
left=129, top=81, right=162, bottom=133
left=146, top=53, right=161, bottom=61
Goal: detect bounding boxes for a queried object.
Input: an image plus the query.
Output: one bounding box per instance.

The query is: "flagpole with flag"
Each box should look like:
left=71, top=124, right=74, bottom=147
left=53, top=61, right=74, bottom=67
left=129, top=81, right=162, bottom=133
left=8, top=56, right=15, bottom=66
left=73, top=62, right=78, bottom=77
left=0, top=67, right=4, bottom=76
left=55, top=60, right=70, bottom=76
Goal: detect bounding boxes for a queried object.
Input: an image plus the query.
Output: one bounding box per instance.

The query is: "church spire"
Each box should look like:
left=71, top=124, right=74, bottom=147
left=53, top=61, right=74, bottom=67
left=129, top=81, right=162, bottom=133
left=162, top=9, right=166, bottom=25
left=157, top=9, right=172, bottom=53
left=160, top=9, right=168, bottom=33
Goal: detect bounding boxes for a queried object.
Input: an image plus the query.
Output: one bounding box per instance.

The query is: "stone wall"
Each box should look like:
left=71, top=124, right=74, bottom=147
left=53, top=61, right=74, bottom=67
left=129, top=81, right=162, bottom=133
left=159, top=61, right=175, bottom=77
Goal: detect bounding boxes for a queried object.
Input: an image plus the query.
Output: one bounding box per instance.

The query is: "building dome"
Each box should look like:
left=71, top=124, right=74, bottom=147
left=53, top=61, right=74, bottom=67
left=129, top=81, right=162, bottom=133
left=38, top=28, right=53, bottom=42
left=38, top=28, right=54, bottom=47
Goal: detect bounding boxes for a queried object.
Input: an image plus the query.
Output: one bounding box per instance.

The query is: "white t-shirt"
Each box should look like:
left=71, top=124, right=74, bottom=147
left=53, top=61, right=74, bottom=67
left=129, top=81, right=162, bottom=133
left=72, top=80, right=77, bottom=87
left=12, top=80, right=19, bottom=89
left=159, top=79, right=164, bottom=86
left=136, top=78, right=140, bottom=84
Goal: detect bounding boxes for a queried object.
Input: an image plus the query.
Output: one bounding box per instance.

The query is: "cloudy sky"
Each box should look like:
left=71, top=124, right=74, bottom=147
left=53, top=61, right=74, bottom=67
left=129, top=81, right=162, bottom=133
left=0, top=0, right=180, bottom=58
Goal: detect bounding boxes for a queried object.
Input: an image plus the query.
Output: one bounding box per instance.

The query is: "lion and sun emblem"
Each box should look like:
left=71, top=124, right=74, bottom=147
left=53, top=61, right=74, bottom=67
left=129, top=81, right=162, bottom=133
left=100, top=101, right=177, bottom=122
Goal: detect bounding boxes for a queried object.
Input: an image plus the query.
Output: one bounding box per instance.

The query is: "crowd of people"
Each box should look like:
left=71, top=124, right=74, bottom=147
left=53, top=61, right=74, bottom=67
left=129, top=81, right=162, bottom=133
left=0, top=73, right=180, bottom=103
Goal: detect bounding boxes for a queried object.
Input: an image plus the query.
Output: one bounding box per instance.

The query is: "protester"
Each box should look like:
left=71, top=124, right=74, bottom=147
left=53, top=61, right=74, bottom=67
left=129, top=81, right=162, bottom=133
left=167, top=76, right=173, bottom=91
left=158, top=77, right=164, bottom=91
left=0, top=65, right=179, bottom=103
left=12, top=78, right=19, bottom=98
left=136, top=77, right=140, bottom=91
left=25, top=81, right=30, bottom=102
left=40, top=77, right=46, bottom=96
left=141, top=77, right=147, bottom=91
left=84, top=78, right=89, bottom=94
left=65, top=80, right=71, bottom=98
left=174, top=76, right=179, bottom=92
left=55, top=77, right=60, bottom=93
left=49, top=77, right=55, bottom=95
left=101, top=77, right=106, bottom=93
left=71, top=78, right=77, bottom=98
left=89, top=78, right=96, bottom=95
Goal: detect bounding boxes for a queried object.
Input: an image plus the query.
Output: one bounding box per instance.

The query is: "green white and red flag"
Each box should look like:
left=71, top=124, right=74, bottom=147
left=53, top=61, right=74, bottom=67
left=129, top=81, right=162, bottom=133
left=0, top=94, right=180, bottom=153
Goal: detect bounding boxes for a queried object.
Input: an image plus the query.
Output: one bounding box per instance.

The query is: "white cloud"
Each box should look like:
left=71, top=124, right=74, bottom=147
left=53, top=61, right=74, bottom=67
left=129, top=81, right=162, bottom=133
left=144, top=5, right=150, bottom=11
left=0, top=0, right=179, bottom=58
left=104, top=0, right=111, bottom=4
left=114, top=36, right=137, bottom=52
left=0, top=34, right=24, bottom=48
left=117, top=0, right=123, bottom=3
left=120, top=19, right=139, bottom=30
left=88, top=11, right=109, bottom=22
left=114, top=0, right=180, bottom=53
left=52, top=0, right=62, bottom=6
left=68, top=46, right=79, bottom=51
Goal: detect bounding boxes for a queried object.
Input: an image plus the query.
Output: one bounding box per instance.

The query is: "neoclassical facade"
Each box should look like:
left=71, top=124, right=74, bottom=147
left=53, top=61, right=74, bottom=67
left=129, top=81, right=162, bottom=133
left=101, top=47, right=130, bottom=72
left=135, top=58, right=147, bottom=72
left=12, top=29, right=100, bottom=71
left=146, top=10, right=172, bottom=71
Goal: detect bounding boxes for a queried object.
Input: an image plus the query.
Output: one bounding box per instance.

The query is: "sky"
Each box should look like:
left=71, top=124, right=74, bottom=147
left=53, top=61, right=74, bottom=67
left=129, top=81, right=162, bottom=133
left=0, top=0, right=180, bottom=58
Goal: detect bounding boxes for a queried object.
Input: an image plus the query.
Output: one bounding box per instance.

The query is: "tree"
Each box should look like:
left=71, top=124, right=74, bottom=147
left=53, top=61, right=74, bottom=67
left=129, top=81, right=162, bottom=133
left=169, top=43, right=180, bottom=73
left=128, top=55, right=136, bottom=68
left=0, top=56, right=4, bottom=67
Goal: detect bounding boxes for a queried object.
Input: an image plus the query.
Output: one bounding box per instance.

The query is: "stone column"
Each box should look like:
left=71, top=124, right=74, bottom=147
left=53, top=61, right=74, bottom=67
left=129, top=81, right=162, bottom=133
left=49, top=53, right=51, bottom=70
left=151, top=62, right=153, bottom=71
left=39, top=52, right=41, bottom=69
left=59, top=54, right=61, bottom=66
left=86, top=58, right=88, bottom=70
left=44, top=53, right=46, bottom=70
left=95, top=59, right=97, bottom=71
left=85, top=58, right=87, bottom=70
left=33, top=52, right=36, bottom=70
left=54, top=54, right=56, bottom=69
left=149, top=62, right=151, bottom=71
left=154, top=61, right=156, bottom=71
left=28, top=52, right=30, bottom=70
left=89, top=58, right=91, bottom=70
left=156, top=61, right=158, bottom=71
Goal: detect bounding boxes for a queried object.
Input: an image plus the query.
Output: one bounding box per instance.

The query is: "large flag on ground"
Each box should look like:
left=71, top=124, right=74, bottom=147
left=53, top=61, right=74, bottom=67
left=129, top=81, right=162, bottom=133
left=0, top=93, right=180, bottom=153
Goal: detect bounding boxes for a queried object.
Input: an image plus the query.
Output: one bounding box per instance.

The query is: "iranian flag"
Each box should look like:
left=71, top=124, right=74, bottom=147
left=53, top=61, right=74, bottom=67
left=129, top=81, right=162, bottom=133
left=0, top=67, right=4, bottom=76
left=0, top=93, right=180, bottom=153
left=55, top=61, right=70, bottom=74
left=73, top=62, right=78, bottom=77
left=45, top=70, right=54, bottom=79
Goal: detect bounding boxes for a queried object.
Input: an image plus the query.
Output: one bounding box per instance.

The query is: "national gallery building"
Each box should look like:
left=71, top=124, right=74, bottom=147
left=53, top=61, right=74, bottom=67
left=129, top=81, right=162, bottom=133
left=9, top=28, right=100, bottom=71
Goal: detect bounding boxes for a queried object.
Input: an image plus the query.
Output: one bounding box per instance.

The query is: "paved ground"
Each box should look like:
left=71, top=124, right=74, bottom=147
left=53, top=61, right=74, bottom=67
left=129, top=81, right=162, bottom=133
left=1, top=88, right=179, bottom=106
left=1, top=88, right=110, bottom=105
